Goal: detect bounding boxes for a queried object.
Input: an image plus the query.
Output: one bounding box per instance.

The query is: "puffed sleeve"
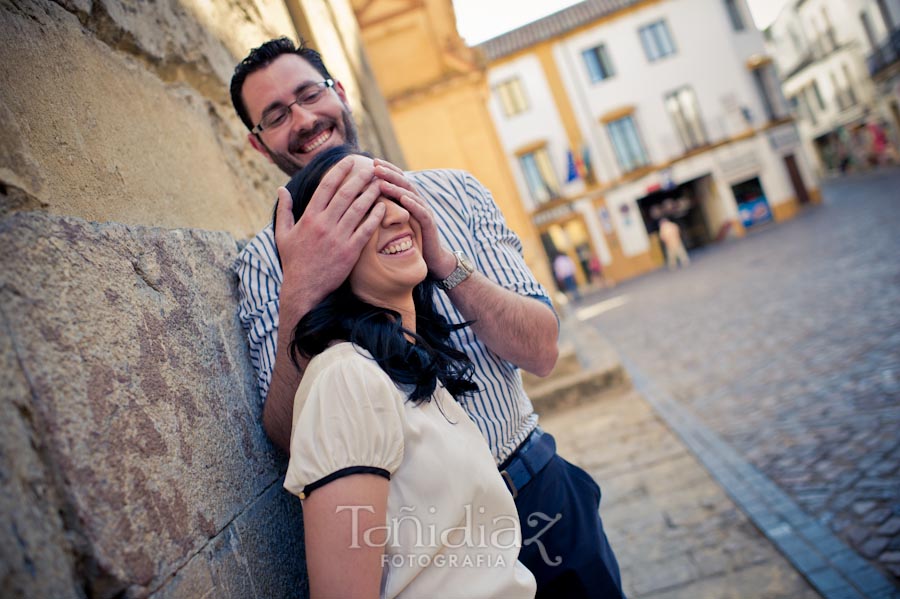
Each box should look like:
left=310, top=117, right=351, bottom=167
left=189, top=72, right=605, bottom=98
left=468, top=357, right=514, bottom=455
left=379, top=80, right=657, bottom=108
left=283, top=352, right=405, bottom=500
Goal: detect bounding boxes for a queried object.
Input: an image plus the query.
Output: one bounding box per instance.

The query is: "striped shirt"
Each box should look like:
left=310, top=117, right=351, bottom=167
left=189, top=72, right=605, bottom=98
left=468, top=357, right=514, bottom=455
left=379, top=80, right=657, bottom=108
left=233, top=169, right=551, bottom=464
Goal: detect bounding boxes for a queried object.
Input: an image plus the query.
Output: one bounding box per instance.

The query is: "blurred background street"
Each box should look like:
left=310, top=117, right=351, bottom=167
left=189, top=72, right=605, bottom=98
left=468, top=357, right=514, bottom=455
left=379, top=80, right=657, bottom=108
left=562, top=167, right=900, bottom=596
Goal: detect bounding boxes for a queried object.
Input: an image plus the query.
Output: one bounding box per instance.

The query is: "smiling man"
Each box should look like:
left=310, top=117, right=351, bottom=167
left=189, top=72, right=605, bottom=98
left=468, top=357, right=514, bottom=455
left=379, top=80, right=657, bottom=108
left=230, top=37, right=625, bottom=597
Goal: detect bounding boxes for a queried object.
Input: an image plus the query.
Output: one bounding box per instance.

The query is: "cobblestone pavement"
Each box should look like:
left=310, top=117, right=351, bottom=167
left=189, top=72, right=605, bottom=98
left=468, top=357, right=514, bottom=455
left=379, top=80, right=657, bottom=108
left=577, top=168, right=900, bottom=587
left=541, top=389, right=820, bottom=598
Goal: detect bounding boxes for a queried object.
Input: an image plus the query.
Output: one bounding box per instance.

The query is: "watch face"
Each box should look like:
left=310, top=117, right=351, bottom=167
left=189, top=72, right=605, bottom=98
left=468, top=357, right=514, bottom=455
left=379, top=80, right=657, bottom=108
left=459, top=253, right=474, bottom=272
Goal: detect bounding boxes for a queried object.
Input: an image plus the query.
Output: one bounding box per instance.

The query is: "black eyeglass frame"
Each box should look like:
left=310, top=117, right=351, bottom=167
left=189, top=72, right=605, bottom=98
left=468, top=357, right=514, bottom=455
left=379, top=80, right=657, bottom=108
left=251, top=79, right=335, bottom=135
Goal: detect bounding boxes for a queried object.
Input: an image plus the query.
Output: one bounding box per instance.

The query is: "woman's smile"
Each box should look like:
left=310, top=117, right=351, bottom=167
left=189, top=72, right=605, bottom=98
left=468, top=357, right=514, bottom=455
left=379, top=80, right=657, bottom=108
left=379, top=233, right=415, bottom=256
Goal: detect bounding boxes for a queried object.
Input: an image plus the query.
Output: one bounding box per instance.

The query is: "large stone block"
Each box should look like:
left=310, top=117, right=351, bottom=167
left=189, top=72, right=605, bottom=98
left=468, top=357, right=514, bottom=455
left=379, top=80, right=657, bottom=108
left=0, top=212, right=302, bottom=597
left=0, top=322, right=82, bottom=598
left=0, top=0, right=281, bottom=237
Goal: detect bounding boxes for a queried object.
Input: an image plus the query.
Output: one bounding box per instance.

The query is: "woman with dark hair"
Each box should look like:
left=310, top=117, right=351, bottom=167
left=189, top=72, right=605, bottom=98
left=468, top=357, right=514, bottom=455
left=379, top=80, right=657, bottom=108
left=280, top=146, right=536, bottom=598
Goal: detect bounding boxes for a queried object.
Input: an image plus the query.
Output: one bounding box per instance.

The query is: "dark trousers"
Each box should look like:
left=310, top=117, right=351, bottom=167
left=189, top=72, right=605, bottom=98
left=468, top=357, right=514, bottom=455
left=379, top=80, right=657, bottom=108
left=513, top=443, right=624, bottom=598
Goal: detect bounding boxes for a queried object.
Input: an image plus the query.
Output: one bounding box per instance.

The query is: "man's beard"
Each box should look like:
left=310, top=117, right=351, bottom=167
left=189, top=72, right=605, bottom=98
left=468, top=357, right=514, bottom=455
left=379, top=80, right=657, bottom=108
left=267, top=108, right=359, bottom=176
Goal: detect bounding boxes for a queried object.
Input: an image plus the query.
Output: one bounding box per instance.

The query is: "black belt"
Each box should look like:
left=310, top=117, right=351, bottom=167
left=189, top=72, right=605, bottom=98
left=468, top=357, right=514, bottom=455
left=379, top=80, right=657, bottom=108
left=499, top=427, right=556, bottom=498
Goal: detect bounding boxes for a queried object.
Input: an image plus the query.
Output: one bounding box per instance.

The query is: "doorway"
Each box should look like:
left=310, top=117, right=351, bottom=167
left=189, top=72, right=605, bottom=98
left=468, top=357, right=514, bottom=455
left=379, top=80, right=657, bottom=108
left=731, top=177, right=773, bottom=228
left=784, top=154, right=811, bottom=204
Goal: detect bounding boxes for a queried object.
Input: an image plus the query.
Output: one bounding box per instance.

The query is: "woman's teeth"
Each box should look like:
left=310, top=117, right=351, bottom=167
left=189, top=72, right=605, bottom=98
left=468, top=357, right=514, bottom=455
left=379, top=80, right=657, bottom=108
left=381, top=238, right=413, bottom=255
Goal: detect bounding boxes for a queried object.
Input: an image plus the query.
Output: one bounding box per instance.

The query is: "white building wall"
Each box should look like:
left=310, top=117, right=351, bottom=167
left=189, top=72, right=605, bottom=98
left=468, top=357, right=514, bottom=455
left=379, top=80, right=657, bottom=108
left=556, top=0, right=779, bottom=178
left=486, top=56, right=579, bottom=211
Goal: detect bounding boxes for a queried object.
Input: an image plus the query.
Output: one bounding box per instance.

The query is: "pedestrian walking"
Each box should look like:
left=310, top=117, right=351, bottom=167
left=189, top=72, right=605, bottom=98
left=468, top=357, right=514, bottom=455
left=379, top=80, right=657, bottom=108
left=554, top=253, right=580, bottom=299
left=658, top=217, right=690, bottom=270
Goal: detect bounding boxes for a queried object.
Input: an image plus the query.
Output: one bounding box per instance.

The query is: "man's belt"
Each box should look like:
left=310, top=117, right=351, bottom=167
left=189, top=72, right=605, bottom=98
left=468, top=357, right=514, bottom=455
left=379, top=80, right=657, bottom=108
left=499, top=428, right=556, bottom=499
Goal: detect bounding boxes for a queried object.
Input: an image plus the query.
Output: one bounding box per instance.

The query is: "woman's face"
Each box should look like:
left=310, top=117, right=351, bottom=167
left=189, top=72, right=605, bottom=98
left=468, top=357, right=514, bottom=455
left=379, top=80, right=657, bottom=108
left=347, top=158, right=427, bottom=307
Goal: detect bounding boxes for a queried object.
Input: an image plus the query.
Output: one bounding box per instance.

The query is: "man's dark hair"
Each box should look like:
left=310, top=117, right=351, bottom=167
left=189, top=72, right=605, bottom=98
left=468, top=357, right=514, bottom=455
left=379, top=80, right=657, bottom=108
left=283, top=145, right=478, bottom=403
left=230, top=37, right=333, bottom=131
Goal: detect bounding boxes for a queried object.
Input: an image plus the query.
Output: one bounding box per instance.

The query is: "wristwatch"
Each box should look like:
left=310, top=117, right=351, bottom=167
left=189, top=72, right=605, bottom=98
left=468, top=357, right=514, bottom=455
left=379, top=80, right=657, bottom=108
left=437, top=251, right=475, bottom=291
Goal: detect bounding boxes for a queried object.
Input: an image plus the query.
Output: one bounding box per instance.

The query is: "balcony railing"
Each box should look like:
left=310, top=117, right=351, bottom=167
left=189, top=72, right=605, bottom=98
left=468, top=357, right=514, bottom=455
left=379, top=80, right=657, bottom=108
left=867, top=27, right=900, bottom=78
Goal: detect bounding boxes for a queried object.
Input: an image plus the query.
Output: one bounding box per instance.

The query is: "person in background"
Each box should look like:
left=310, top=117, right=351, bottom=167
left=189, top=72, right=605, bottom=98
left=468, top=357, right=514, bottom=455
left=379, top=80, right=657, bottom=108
left=553, top=253, right=580, bottom=300
left=658, top=217, right=690, bottom=270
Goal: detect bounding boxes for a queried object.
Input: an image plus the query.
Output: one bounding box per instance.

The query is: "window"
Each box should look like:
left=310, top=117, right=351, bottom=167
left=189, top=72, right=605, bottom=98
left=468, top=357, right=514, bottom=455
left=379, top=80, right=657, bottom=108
left=639, top=20, right=677, bottom=62
left=494, top=78, right=529, bottom=117
left=811, top=81, right=825, bottom=110
left=665, top=87, right=707, bottom=150
left=606, top=116, right=650, bottom=172
left=877, top=0, right=896, bottom=30
left=799, top=92, right=817, bottom=124
left=725, top=0, right=745, bottom=31
left=750, top=64, right=785, bottom=121
left=841, top=63, right=858, bottom=105
left=803, top=86, right=820, bottom=122
left=831, top=71, right=854, bottom=111
left=860, top=12, right=878, bottom=51
left=582, top=44, right=615, bottom=82
left=822, top=8, right=837, bottom=50
left=519, top=147, right=560, bottom=204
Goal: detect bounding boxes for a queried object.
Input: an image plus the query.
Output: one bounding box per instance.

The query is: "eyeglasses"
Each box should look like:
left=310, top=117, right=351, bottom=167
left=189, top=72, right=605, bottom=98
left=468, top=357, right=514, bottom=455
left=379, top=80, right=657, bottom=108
left=251, top=79, right=335, bottom=135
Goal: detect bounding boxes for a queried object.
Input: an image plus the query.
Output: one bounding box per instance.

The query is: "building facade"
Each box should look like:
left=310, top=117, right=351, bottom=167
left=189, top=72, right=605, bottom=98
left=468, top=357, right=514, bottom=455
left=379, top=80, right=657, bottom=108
left=479, top=0, right=820, bottom=286
left=766, top=0, right=900, bottom=175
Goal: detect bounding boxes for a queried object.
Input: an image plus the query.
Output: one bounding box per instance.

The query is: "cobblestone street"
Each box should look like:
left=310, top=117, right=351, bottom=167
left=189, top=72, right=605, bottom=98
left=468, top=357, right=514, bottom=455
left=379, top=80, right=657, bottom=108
left=578, top=168, right=900, bottom=589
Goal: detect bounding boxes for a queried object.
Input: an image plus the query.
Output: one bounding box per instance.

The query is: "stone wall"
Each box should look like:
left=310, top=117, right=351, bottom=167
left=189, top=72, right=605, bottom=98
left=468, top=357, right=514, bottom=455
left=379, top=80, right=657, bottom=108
left=0, top=0, right=402, bottom=236
left=0, top=211, right=304, bottom=598
left=0, top=1, right=407, bottom=596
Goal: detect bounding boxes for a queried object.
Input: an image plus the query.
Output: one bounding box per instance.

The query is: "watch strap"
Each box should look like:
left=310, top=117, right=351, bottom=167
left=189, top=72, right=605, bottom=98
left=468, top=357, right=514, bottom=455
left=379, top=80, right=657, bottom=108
left=438, top=251, right=474, bottom=291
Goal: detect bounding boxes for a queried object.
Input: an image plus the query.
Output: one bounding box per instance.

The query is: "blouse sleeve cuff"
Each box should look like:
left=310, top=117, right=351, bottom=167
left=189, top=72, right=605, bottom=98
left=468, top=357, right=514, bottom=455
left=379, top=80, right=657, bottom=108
left=297, top=466, right=391, bottom=500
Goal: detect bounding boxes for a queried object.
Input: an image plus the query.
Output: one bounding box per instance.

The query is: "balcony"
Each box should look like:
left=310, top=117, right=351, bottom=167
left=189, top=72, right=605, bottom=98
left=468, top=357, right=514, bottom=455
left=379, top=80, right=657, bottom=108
left=867, top=27, right=900, bottom=79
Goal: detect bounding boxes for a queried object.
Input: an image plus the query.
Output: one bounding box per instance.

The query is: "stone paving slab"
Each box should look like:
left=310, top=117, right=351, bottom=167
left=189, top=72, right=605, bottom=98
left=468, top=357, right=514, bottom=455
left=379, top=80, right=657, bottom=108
left=540, top=388, right=820, bottom=598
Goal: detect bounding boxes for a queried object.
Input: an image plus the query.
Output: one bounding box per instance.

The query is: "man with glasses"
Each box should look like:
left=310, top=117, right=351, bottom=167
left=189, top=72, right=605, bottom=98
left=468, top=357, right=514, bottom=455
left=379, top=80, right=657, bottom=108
left=230, top=37, right=625, bottom=598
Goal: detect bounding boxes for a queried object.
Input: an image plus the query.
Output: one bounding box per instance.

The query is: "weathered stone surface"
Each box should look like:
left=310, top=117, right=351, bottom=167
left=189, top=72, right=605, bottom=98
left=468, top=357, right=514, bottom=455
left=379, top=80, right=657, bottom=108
left=0, top=211, right=300, bottom=597
left=0, top=0, right=282, bottom=238
left=0, top=320, right=83, bottom=599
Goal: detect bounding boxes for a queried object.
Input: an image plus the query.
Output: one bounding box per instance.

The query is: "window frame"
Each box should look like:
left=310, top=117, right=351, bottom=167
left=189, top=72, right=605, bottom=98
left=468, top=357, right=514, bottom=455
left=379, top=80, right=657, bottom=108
left=606, top=115, right=651, bottom=173
left=517, top=145, right=561, bottom=204
left=664, top=86, right=708, bottom=151
left=725, top=0, right=746, bottom=31
left=582, top=44, right=615, bottom=82
left=494, top=77, right=529, bottom=118
left=639, top=20, right=677, bottom=62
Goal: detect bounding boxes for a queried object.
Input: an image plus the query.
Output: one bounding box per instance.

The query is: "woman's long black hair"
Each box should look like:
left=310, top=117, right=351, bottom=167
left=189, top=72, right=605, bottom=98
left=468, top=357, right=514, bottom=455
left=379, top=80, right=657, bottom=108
left=277, top=145, right=478, bottom=403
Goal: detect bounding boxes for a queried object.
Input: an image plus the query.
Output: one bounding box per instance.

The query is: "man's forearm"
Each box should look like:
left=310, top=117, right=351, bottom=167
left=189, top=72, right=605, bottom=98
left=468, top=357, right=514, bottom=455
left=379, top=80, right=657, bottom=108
left=446, top=272, right=558, bottom=376
left=262, top=286, right=317, bottom=453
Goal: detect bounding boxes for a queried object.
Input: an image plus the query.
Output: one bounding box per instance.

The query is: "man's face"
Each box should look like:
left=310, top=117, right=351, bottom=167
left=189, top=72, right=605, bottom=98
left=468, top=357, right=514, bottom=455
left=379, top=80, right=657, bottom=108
left=242, top=54, right=359, bottom=175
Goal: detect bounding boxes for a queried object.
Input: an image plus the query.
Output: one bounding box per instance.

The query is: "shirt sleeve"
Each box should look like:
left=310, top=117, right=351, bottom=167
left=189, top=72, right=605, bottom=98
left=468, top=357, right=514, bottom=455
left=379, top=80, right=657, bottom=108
left=232, top=225, right=282, bottom=406
left=463, top=172, right=552, bottom=304
left=283, top=352, right=405, bottom=499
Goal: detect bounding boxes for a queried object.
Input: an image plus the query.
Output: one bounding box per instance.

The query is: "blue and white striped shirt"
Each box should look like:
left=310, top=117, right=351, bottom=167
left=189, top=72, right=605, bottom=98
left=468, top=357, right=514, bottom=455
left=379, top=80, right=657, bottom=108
left=233, top=169, right=551, bottom=464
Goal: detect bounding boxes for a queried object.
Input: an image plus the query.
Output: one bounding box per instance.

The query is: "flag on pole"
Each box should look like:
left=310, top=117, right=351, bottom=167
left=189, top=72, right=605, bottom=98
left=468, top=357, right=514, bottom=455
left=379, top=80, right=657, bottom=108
left=581, top=145, right=595, bottom=184
left=566, top=149, right=580, bottom=182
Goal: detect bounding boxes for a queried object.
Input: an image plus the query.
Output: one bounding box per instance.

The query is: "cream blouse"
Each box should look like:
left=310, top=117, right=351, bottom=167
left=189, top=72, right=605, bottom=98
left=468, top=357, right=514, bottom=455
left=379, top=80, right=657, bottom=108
left=284, top=342, right=536, bottom=599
